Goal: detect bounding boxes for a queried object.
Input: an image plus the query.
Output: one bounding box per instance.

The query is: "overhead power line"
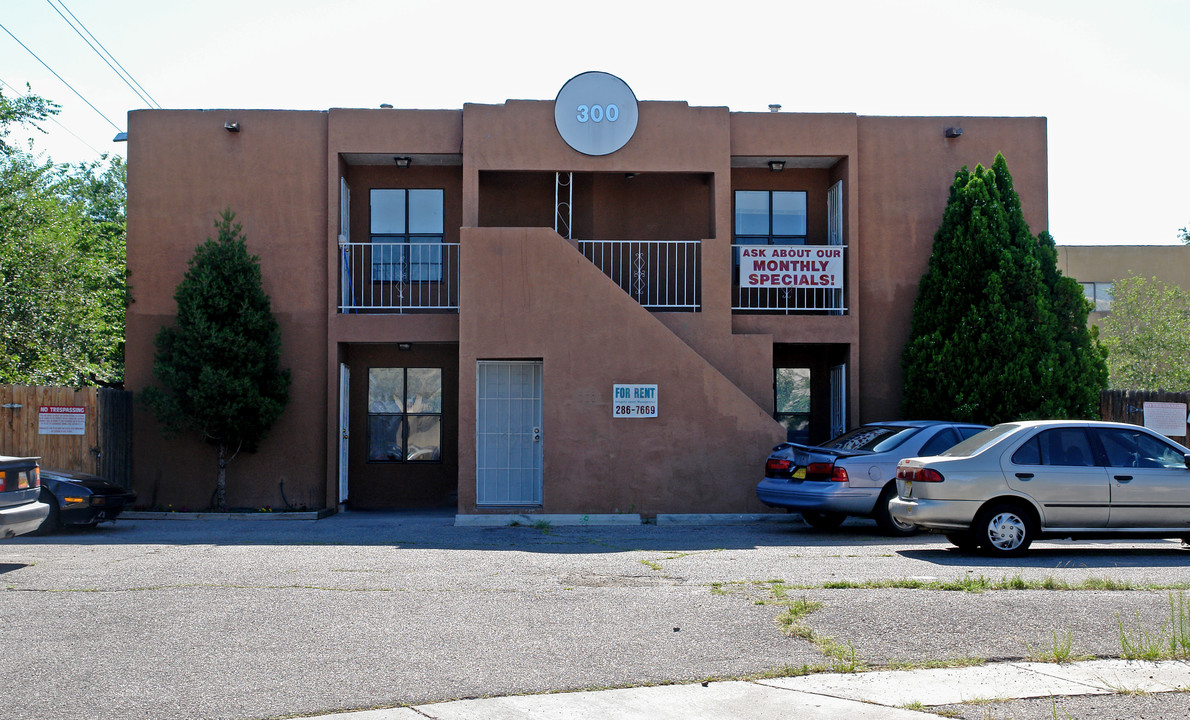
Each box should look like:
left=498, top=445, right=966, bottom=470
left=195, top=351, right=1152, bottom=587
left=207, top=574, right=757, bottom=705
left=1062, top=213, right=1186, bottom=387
left=47, top=0, right=161, bottom=109
left=0, top=21, right=123, bottom=132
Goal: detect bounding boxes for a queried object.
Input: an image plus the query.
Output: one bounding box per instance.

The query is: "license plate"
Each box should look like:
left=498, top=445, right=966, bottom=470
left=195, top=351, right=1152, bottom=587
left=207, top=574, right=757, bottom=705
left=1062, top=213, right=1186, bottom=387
left=792, top=467, right=806, bottom=480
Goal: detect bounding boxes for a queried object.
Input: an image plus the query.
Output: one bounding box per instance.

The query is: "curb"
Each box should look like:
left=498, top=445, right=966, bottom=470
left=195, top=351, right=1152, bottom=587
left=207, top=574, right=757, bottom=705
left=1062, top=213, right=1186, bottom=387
left=122, top=509, right=334, bottom=521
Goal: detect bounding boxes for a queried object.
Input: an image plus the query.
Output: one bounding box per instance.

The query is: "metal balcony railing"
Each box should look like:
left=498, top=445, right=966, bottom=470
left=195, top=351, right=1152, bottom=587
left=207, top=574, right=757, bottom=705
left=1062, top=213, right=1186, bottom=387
left=577, top=240, right=701, bottom=311
left=731, top=243, right=848, bottom=314
left=338, top=242, right=459, bottom=313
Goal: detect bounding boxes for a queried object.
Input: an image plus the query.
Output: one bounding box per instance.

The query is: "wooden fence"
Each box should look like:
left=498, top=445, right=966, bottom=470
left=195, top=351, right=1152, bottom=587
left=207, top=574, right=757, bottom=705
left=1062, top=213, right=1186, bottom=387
left=0, top=385, right=132, bottom=488
left=1100, top=389, right=1189, bottom=440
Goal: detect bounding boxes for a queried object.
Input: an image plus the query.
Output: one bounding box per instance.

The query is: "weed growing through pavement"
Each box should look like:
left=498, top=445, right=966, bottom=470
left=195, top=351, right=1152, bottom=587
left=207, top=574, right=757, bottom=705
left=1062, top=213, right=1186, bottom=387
left=815, top=574, right=1166, bottom=593
left=1025, top=629, right=1093, bottom=664
left=1119, top=591, right=1190, bottom=660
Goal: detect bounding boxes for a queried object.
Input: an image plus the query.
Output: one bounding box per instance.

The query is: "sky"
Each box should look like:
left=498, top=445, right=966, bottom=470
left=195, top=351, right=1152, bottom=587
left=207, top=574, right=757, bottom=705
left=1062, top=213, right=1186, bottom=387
left=3, top=0, right=1187, bottom=245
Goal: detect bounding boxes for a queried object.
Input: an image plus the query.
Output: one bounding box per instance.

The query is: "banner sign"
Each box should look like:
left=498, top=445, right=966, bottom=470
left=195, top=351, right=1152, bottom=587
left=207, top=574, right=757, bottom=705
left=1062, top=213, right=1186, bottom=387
left=740, top=246, right=843, bottom=289
left=1143, top=401, right=1188, bottom=437
left=39, top=405, right=86, bottom=435
left=613, top=384, right=658, bottom=418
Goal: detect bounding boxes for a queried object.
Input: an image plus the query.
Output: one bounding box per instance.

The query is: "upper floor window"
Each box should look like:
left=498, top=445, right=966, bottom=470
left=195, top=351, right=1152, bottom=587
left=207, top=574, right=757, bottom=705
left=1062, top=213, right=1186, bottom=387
left=734, top=190, right=807, bottom=245
left=1080, top=281, right=1113, bottom=312
left=370, top=189, right=444, bottom=282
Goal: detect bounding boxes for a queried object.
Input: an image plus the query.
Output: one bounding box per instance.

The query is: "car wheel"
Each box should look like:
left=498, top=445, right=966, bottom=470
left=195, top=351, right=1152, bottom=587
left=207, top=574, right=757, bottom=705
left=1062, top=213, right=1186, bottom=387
left=975, top=503, right=1034, bottom=556
left=801, top=511, right=846, bottom=530
left=874, top=485, right=919, bottom=537
left=944, top=532, right=980, bottom=552
left=35, top=488, right=60, bottom=535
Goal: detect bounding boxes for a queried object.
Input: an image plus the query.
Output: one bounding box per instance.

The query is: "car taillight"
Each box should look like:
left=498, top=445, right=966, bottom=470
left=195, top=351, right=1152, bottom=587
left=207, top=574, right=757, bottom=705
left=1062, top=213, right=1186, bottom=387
left=898, top=466, right=944, bottom=482
left=807, top=462, right=833, bottom=475
left=831, top=466, right=849, bottom=482
left=30, top=467, right=39, bottom=488
left=0, top=471, right=6, bottom=492
left=766, top=458, right=793, bottom=476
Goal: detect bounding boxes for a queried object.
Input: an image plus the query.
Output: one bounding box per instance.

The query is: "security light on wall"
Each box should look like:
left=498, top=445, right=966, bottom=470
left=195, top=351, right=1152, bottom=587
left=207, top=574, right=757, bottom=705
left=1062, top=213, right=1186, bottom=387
left=768, top=104, right=782, bottom=113
left=394, top=156, right=412, bottom=168
left=224, top=121, right=240, bottom=132
left=945, top=127, right=963, bottom=138
left=768, top=160, right=786, bottom=172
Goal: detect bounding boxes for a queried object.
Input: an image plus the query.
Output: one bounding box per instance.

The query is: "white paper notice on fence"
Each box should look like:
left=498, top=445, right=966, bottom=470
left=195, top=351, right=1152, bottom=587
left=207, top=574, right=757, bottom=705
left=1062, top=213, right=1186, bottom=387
left=39, top=405, right=86, bottom=435
left=1143, top=401, right=1188, bottom=437
left=740, top=246, right=843, bottom=289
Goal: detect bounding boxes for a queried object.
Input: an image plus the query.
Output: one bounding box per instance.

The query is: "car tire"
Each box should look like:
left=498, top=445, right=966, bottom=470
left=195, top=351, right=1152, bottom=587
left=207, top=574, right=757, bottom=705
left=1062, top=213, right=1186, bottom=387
left=35, top=488, right=60, bottom=535
left=944, top=532, right=980, bottom=552
left=974, top=502, right=1034, bottom=556
left=874, top=485, right=919, bottom=537
left=801, top=511, right=846, bottom=530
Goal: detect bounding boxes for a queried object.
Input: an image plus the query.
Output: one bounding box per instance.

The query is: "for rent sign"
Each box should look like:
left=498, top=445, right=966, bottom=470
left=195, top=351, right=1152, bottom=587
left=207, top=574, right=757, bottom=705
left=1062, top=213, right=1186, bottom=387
left=740, top=246, right=843, bottom=289
left=39, top=405, right=86, bottom=435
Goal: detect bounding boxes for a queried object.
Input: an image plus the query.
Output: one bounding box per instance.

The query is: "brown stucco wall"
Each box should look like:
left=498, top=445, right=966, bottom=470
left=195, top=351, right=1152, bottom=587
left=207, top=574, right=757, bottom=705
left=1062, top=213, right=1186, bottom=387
left=855, top=116, right=1049, bottom=422
left=458, top=227, right=786, bottom=515
left=1056, top=246, right=1190, bottom=287
left=126, top=109, right=329, bottom=509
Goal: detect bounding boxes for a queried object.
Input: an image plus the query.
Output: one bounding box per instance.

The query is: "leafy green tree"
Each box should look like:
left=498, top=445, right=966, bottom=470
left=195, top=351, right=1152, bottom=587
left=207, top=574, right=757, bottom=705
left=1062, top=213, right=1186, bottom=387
left=0, top=87, right=127, bottom=385
left=1099, top=276, right=1190, bottom=390
left=1179, top=226, right=1188, bottom=245
left=901, top=154, right=1106, bottom=424
left=141, top=210, right=291, bottom=509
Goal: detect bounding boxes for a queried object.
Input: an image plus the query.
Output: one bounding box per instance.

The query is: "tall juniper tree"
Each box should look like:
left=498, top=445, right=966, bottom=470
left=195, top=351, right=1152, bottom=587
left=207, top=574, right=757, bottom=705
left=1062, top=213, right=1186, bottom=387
left=142, top=210, right=290, bottom=509
left=901, top=154, right=1105, bottom=425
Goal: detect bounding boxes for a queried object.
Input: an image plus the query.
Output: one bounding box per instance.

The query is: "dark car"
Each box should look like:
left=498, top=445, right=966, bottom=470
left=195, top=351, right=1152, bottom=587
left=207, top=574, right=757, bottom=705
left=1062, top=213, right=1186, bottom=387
left=756, top=421, right=988, bottom=535
left=0, top=455, right=50, bottom=538
left=37, top=468, right=136, bottom=532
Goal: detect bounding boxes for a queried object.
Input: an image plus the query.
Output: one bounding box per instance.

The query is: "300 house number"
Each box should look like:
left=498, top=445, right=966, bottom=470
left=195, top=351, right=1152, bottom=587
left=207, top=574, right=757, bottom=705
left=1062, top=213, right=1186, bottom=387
left=575, top=104, right=620, bottom=123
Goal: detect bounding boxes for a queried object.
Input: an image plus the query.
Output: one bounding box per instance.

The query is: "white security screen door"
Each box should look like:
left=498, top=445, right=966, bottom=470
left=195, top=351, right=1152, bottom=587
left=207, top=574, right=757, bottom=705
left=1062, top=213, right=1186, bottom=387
left=830, top=363, right=846, bottom=438
left=339, top=178, right=352, bottom=311
left=476, top=361, right=543, bottom=506
left=338, top=363, right=350, bottom=504
left=827, top=180, right=844, bottom=315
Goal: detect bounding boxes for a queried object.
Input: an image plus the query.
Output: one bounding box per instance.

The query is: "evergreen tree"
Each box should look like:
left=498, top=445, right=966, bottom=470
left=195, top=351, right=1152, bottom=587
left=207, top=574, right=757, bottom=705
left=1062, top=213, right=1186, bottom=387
left=901, top=154, right=1106, bottom=425
left=142, top=210, right=291, bottom=509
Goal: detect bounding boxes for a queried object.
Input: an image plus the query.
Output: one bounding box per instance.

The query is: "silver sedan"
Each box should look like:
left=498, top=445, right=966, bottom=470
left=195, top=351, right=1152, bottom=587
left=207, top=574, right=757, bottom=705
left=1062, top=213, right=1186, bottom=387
left=891, top=420, right=1190, bottom=555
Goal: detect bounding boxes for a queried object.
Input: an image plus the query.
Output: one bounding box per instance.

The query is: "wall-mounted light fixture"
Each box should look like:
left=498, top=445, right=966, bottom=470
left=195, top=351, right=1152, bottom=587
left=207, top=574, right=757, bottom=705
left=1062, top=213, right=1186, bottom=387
left=398, top=342, right=413, bottom=351
left=768, top=104, right=782, bottom=113
left=945, top=127, right=963, bottom=138
left=380, top=103, right=394, bottom=109
left=394, top=156, right=412, bottom=168
left=768, top=160, right=786, bottom=172
left=224, top=121, right=240, bottom=133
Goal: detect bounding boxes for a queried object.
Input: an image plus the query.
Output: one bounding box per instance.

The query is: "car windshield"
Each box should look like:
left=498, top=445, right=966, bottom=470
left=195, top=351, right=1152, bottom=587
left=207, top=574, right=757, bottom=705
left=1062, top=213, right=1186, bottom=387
left=822, top=426, right=920, bottom=453
left=937, top=423, right=1022, bottom=457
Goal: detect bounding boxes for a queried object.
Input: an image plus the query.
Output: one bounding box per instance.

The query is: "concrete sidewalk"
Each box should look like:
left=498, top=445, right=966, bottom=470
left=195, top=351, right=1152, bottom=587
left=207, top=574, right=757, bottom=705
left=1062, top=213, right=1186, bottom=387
left=307, top=659, right=1190, bottom=719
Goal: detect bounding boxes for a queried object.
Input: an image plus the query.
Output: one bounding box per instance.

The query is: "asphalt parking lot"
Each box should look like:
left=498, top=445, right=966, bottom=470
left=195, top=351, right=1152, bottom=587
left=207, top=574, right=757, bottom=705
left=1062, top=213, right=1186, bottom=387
left=3, top=511, right=1189, bottom=720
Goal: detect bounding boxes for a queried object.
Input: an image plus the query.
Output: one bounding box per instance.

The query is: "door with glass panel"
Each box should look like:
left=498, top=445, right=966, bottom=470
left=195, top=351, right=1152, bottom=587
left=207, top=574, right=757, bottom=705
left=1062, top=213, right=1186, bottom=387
left=775, top=368, right=811, bottom=445
left=476, top=361, right=543, bottom=506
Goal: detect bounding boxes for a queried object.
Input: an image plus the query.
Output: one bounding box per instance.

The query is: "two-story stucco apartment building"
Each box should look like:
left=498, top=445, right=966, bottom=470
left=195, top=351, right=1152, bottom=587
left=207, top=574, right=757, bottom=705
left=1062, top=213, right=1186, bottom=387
left=125, top=72, right=1048, bottom=518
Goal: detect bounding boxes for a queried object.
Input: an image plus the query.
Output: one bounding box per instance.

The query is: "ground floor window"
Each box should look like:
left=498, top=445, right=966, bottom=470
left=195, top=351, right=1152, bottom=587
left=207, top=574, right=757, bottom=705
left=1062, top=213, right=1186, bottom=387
left=775, top=367, right=811, bottom=444
left=367, top=367, right=443, bottom=462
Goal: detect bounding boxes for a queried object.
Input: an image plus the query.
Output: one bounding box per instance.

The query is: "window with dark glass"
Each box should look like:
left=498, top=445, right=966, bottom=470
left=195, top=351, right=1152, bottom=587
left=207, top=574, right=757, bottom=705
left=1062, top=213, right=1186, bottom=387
left=734, top=190, right=808, bottom=281
left=775, top=367, right=810, bottom=444
left=370, top=189, right=444, bottom=282
left=367, top=368, right=443, bottom=463
left=1011, top=428, right=1096, bottom=467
